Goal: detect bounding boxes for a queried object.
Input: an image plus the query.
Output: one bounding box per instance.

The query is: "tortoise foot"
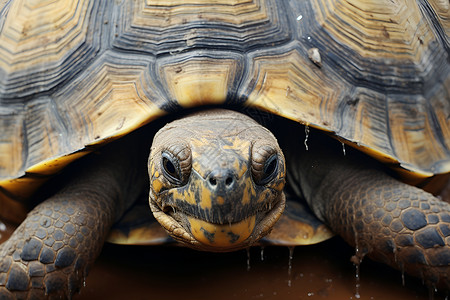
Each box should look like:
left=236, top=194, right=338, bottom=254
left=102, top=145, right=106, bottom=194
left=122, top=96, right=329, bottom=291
left=0, top=192, right=115, bottom=299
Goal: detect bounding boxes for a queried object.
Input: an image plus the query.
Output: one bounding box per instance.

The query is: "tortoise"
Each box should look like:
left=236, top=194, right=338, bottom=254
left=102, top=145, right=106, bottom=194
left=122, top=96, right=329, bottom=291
left=0, top=0, right=449, bottom=298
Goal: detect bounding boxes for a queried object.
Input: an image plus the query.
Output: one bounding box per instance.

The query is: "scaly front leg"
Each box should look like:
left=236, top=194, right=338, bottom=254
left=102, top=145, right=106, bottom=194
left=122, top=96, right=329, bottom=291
left=288, top=144, right=450, bottom=290
left=0, top=142, right=146, bottom=299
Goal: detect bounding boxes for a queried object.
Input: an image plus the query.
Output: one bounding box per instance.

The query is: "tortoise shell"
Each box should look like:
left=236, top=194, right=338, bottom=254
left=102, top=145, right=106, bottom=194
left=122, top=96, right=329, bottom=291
left=0, top=0, right=449, bottom=223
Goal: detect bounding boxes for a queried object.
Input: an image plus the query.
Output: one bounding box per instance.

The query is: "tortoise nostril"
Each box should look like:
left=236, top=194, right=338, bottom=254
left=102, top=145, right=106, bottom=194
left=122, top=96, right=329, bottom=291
left=207, top=171, right=236, bottom=190
left=209, top=177, right=217, bottom=186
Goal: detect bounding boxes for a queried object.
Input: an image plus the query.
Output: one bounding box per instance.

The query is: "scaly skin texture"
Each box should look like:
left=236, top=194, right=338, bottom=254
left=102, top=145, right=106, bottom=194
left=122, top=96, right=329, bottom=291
left=0, top=140, right=145, bottom=299
left=321, top=168, right=450, bottom=289
left=287, top=142, right=450, bottom=290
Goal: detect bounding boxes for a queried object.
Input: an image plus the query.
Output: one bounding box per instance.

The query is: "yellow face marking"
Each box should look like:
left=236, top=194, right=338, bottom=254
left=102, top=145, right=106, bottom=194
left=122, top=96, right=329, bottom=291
left=199, top=184, right=212, bottom=209
left=241, top=177, right=256, bottom=205
left=190, top=137, right=250, bottom=179
left=150, top=162, right=155, bottom=177
left=151, top=178, right=164, bottom=194
left=188, top=215, right=256, bottom=247
left=216, top=196, right=225, bottom=205
left=170, top=188, right=196, bottom=206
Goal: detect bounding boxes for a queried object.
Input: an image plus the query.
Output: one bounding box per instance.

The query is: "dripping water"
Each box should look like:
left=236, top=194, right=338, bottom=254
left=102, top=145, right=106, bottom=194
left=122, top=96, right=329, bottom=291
left=428, top=284, right=436, bottom=300
left=260, top=246, right=265, bottom=261
left=354, top=263, right=361, bottom=299
left=287, top=246, right=295, bottom=287
left=342, top=142, right=346, bottom=155
left=351, top=235, right=362, bottom=299
left=246, top=248, right=251, bottom=271
left=401, top=268, right=405, bottom=287
left=304, top=126, right=310, bottom=150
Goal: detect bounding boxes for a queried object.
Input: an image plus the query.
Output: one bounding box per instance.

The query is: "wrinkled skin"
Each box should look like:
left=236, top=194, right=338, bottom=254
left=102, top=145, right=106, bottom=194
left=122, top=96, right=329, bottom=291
left=0, top=109, right=287, bottom=298
left=0, top=109, right=449, bottom=299
left=148, top=110, right=286, bottom=251
left=284, top=132, right=450, bottom=290
left=0, top=136, right=147, bottom=299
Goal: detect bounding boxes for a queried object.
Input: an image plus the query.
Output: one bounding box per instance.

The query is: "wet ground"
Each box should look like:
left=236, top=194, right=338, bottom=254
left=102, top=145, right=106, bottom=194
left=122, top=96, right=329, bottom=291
left=78, top=237, right=445, bottom=300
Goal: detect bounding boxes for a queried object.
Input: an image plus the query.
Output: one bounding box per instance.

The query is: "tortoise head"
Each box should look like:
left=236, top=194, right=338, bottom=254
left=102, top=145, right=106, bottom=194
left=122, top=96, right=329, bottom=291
left=148, top=109, right=286, bottom=251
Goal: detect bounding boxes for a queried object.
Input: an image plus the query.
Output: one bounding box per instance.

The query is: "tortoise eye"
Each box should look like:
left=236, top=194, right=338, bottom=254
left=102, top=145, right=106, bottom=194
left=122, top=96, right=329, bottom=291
left=162, top=152, right=182, bottom=184
left=251, top=145, right=280, bottom=185
left=260, top=154, right=279, bottom=185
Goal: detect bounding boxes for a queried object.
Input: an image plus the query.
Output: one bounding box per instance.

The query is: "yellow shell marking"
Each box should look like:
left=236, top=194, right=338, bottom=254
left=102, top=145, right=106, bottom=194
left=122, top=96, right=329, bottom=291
left=246, top=49, right=338, bottom=131
left=0, top=0, right=91, bottom=73
left=0, top=61, right=165, bottom=205
left=162, top=57, right=238, bottom=107
left=133, top=0, right=269, bottom=27
left=313, top=0, right=434, bottom=61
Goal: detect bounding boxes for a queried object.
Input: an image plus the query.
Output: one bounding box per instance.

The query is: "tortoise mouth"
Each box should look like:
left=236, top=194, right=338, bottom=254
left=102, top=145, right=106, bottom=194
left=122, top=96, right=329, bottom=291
left=149, top=193, right=286, bottom=252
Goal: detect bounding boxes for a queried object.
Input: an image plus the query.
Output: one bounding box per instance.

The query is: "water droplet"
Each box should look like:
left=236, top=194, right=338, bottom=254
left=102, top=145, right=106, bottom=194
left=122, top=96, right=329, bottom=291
left=428, top=284, right=436, bottom=300
left=260, top=246, right=265, bottom=261
left=0, top=222, right=6, bottom=232
left=342, top=142, right=346, bottom=156
left=246, top=248, right=251, bottom=271
left=287, top=246, right=295, bottom=287
left=304, top=126, right=310, bottom=150
left=354, top=262, right=361, bottom=299
left=83, top=278, right=86, bottom=287
left=297, top=15, right=303, bottom=21
left=308, top=292, right=314, bottom=296
left=351, top=238, right=363, bottom=300
left=401, top=267, right=405, bottom=286
left=307, top=36, right=311, bottom=41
